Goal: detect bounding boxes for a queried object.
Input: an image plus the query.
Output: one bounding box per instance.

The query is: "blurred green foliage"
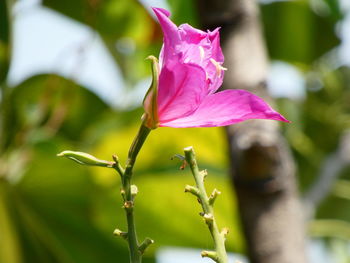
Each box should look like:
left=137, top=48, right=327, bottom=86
left=261, top=0, right=340, bottom=64
left=1, top=0, right=350, bottom=262
left=0, top=0, right=11, bottom=84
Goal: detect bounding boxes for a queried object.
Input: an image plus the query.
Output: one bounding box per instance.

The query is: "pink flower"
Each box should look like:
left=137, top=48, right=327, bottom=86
left=143, top=7, right=289, bottom=129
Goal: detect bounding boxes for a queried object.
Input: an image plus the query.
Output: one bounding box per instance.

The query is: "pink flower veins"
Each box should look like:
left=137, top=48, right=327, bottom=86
left=143, top=7, right=289, bottom=129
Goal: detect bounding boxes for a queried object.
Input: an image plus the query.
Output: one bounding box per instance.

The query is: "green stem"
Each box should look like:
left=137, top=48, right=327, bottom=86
left=122, top=124, right=151, bottom=263
left=184, top=147, right=228, bottom=263
left=57, top=123, right=152, bottom=262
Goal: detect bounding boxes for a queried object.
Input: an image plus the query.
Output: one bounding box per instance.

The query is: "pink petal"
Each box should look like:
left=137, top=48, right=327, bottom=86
left=204, top=55, right=224, bottom=93
left=152, top=8, right=178, bottom=42
left=152, top=7, right=179, bottom=66
left=158, top=61, right=208, bottom=123
left=208, top=28, right=224, bottom=63
left=160, top=89, right=289, bottom=128
left=178, top=24, right=208, bottom=43
left=152, top=7, right=170, bottom=17
left=152, top=8, right=225, bottom=93
left=177, top=25, right=224, bottom=93
left=205, top=28, right=225, bottom=92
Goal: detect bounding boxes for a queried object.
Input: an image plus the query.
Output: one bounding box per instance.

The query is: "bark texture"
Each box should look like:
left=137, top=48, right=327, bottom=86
left=197, top=1, right=308, bottom=262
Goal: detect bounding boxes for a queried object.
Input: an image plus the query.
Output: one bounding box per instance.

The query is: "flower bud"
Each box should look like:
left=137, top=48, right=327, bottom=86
left=57, top=150, right=114, bottom=167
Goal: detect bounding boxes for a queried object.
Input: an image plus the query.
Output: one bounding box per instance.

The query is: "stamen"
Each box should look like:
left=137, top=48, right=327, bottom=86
left=210, top=58, right=227, bottom=77
left=199, top=46, right=205, bottom=62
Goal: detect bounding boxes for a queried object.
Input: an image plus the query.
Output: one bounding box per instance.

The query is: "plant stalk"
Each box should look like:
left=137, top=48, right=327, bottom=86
left=122, top=124, right=151, bottom=263
left=184, top=146, right=228, bottom=263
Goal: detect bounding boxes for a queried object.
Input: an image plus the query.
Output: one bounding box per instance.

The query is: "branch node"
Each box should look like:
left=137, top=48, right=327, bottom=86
left=209, top=188, right=221, bottom=206
left=112, top=154, right=125, bottom=176
left=112, top=154, right=119, bottom=162
left=184, top=185, right=200, bottom=197
left=201, top=250, right=218, bottom=261
left=221, top=227, right=229, bottom=239
left=113, top=229, right=128, bottom=240
left=123, top=201, right=134, bottom=210
left=203, top=213, right=214, bottom=225
left=200, top=169, right=208, bottom=181
left=138, top=238, right=154, bottom=254
left=131, top=185, right=138, bottom=197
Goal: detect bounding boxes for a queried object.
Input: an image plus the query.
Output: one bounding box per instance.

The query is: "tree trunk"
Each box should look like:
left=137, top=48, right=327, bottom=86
left=197, top=1, right=308, bottom=262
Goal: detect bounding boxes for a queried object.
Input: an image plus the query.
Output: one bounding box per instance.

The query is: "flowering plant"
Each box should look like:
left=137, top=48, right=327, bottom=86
left=59, top=7, right=288, bottom=263
left=143, top=7, right=288, bottom=129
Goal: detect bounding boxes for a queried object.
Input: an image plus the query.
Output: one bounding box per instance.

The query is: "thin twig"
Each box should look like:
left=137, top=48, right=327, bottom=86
left=184, top=146, right=228, bottom=263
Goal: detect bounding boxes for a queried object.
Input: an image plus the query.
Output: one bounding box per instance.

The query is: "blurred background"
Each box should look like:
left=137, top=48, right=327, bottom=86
left=0, top=0, right=349, bottom=262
